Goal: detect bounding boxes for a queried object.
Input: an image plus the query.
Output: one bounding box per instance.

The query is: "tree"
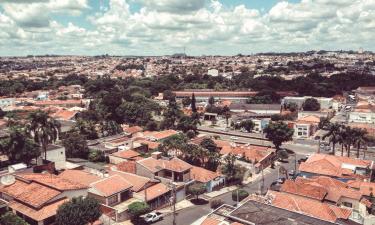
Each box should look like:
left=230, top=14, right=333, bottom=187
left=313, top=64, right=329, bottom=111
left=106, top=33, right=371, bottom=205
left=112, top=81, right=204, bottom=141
left=322, top=123, right=341, bottom=155
left=0, top=212, right=28, bottom=225
left=264, top=121, right=294, bottom=151
left=319, top=117, right=331, bottom=130
left=26, top=110, right=61, bottom=160
left=128, top=201, right=150, bottom=218
left=208, top=96, right=215, bottom=105
left=239, top=120, right=255, bottom=133
left=284, top=102, right=298, bottom=112
left=200, top=138, right=217, bottom=153
left=231, top=189, right=249, bottom=202
left=161, top=97, right=182, bottom=129
left=158, top=134, right=188, bottom=157
left=190, top=93, right=197, bottom=112
left=188, top=183, right=206, bottom=200
left=177, top=116, right=197, bottom=133
left=56, top=196, right=101, bottom=225
left=146, top=120, right=158, bottom=131
left=0, top=127, right=40, bottom=165
left=302, top=98, right=320, bottom=111
left=0, top=108, right=5, bottom=119
left=221, top=154, right=246, bottom=184
left=353, top=128, right=368, bottom=158
left=88, top=150, right=105, bottom=162
left=99, top=120, right=122, bottom=137
left=182, top=97, right=192, bottom=107
left=62, top=132, right=89, bottom=158
left=73, top=119, right=98, bottom=140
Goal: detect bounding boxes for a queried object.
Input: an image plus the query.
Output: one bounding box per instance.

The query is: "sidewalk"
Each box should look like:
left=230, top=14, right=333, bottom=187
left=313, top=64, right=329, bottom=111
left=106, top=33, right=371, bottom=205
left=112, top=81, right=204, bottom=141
left=158, top=199, right=194, bottom=214
left=204, top=185, right=237, bottom=198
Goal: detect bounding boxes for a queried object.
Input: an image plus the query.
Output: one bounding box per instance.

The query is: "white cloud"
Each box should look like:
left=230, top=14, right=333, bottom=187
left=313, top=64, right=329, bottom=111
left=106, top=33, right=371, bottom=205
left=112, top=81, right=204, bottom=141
left=0, top=0, right=374, bottom=55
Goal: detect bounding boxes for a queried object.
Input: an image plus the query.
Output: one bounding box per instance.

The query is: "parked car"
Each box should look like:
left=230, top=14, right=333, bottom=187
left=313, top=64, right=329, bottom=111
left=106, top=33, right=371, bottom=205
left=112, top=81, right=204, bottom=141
left=230, top=136, right=239, bottom=140
left=143, top=212, right=163, bottom=223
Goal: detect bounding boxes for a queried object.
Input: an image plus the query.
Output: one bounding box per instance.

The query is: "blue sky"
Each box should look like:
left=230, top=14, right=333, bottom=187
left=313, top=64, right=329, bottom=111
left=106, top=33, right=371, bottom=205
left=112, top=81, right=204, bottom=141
left=0, top=0, right=373, bottom=56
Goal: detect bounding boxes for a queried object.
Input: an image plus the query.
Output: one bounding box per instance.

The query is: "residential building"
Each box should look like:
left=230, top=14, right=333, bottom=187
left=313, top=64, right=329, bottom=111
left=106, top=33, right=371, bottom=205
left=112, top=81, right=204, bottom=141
left=190, top=166, right=225, bottom=192
left=108, top=149, right=141, bottom=164
left=299, top=153, right=374, bottom=181
left=0, top=173, right=88, bottom=225
left=294, top=115, right=320, bottom=139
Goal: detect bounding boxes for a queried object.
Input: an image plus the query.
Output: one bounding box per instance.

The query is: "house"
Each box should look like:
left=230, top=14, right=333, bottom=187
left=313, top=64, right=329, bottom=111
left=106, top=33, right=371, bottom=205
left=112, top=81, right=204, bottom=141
left=142, top=130, right=179, bottom=142
left=88, top=175, right=134, bottom=222
left=281, top=177, right=371, bottom=223
left=136, top=152, right=193, bottom=202
left=294, top=115, right=320, bottom=139
left=190, top=166, right=224, bottom=192
left=121, top=125, right=143, bottom=137
left=108, top=149, right=141, bottom=164
left=0, top=173, right=88, bottom=225
left=201, top=198, right=344, bottom=225
left=349, top=101, right=375, bottom=124
left=251, top=118, right=270, bottom=133
left=87, top=134, right=133, bottom=156
left=219, top=143, right=276, bottom=173
left=299, top=153, right=374, bottom=181
left=229, top=103, right=281, bottom=115
left=265, top=191, right=353, bottom=223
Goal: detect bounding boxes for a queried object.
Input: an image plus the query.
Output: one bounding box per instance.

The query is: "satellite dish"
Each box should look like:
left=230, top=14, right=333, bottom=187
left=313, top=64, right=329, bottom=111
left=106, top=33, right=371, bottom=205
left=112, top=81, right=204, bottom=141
left=1, top=175, right=15, bottom=186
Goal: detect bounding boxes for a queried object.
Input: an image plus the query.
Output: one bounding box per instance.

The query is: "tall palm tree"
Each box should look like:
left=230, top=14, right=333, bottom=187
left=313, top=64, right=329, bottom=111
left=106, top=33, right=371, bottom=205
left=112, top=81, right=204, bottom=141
left=343, top=126, right=356, bottom=157
left=337, top=125, right=347, bottom=156
left=27, top=110, right=61, bottom=160
left=352, top=128, right=368, bottom=158
left=322, top=123, right=341, bottom=155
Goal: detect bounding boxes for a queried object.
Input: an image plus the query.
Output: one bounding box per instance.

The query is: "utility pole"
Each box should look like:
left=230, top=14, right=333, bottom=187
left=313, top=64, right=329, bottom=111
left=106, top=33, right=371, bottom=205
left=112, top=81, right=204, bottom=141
left=261, top=165, right=265, bottom=194
left=294, top=153, right=297, bottom=172
left=172, top=183, right=177, bottom=225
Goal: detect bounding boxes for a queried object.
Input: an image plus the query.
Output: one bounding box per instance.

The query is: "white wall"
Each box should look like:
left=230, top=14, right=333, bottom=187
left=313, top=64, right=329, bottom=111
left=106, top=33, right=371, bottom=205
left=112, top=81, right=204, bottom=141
left=46, top=147, right=66, bottom=170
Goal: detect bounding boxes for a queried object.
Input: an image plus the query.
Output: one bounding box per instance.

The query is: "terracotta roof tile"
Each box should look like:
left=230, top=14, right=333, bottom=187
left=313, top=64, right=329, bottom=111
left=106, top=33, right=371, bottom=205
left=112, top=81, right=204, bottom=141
left=90, top=175, right=132, bottom=197
left=137, top=157, right=192, bottom=173
left=58, top=170, right=101, bottom=186
left=115, top=161, right=136, bottom=174
left=8, top=198, right=68, bottom=221
left=267, top=191, right=352, bottom=223
left=16, top=173, right=88, bottom=191
left=111, top=149, right=140, bottom=160
left=109, top=171, right=150, bottom=192
left=144, top=183, right=170, bottom=201
left=191, top=166, right=220, bottom=183
left=123, top=126, right=143, bottom=134
left=0, top=180, right=61, bottom=208
left=280, top=180, right=327, bottom=201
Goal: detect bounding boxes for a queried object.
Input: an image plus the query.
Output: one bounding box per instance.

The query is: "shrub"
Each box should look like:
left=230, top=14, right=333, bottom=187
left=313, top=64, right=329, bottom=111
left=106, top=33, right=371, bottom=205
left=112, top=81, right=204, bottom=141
left=210, top=199, right=224, bottom=209
left=231, top=189, right=249, bottom=202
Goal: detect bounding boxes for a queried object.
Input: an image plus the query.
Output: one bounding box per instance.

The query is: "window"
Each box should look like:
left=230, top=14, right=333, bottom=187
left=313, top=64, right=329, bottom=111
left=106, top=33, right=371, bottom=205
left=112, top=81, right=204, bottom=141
left=342, top=202, right=352, bottom=208
left=107, top=195, right=118, bottom=206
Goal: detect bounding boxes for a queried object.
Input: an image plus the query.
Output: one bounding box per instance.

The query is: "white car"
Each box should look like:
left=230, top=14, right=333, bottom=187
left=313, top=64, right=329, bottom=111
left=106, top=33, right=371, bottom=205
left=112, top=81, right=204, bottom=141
left=143, top=212, right=162, bottom=223
left=230, top=136, right=239, bottom=140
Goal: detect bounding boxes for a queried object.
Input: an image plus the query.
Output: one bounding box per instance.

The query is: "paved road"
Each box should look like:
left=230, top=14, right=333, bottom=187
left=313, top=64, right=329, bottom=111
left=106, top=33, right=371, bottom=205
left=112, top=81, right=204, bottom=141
left=154, top=152, right=306, bottom=225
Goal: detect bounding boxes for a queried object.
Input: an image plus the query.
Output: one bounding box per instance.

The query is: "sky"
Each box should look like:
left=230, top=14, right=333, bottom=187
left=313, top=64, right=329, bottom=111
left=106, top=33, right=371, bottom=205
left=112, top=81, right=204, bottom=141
left=0, top=0, right=374, bottom=56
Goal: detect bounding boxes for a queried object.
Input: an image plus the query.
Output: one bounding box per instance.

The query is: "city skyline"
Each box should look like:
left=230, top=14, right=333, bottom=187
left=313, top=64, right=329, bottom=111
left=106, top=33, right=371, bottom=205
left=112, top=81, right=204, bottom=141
left=0, top=0, right=374, bottom=56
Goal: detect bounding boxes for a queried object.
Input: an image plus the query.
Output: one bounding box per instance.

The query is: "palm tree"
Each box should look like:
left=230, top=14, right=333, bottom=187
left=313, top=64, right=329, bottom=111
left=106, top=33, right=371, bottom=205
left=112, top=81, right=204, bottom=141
left=337, top=125, right=347, bottom=156
left=322, top=123, right=341, bottom=155
left=352, top=128, right=368, bottom=158
left=342, top=126, right=356, bottom=157
left=27, top=110, right=61, bottom=160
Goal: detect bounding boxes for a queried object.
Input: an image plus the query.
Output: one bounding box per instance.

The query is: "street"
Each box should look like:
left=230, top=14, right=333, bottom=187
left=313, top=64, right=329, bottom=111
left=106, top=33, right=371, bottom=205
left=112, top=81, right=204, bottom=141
left=154, top=152, right=308, bottom=225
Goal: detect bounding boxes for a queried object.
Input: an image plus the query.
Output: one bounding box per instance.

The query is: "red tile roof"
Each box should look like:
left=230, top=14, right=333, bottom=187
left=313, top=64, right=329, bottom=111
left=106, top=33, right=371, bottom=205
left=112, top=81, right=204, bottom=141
left=115, top=161, right=137, bottom=174
left=16, top=173, right=88, bottom=191
left=9, top=198, right=68, bottom=222
left=90, top=175, right=132, bottom=197
left=280, top=180, right=327, bottom=201
left=191, top=166, right=220, bottom=183
left=267, top=191, right=352, bottom=223
left=0, top=180, right=61, bottom=208
left=137, top=157, right=192, bottom=173
left=144, top=183, right=170, bottom=201
left=298, top=153, right=372, bottom=179
left=58, top=170, right=101, bottom=186
left=123, top=126, right=143, bottom=134
left=109, top=171, right=150, bottom=192
left=111, top=149, right=140, bottom=159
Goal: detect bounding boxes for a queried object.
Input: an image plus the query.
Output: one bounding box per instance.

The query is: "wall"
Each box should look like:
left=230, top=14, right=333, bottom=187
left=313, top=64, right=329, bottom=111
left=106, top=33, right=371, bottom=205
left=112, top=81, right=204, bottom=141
left=46, top=147, right=66, bottom=170
left=349, top=112, right=375, bottom=124
left=108, top=155, right=127, bottom=165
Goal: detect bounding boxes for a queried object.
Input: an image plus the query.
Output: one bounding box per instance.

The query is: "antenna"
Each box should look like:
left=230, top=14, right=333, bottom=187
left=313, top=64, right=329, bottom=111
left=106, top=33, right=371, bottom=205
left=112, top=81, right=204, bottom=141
left=1, top=175, right=16, bottom=186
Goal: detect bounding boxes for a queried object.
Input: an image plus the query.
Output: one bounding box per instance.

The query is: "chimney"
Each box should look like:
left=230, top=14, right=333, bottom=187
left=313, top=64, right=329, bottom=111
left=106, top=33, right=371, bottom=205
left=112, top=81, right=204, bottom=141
left=151, top=151, right=162, bottom=159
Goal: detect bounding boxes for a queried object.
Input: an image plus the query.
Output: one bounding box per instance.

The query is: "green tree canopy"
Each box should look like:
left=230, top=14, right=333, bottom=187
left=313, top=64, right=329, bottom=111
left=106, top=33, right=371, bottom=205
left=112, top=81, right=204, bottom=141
left=62, top=132, right=89, bottom=158
left=128, top=201, right=150, bottom=218
left=302, top=98, right=321, bottom=111
left=0, top=212, right=29, bottom=225
left=188, top=183, right=206, bottom=200
left=264, top=121, right=294, bottom=150
left=56, top=196, right=101, bottom=225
